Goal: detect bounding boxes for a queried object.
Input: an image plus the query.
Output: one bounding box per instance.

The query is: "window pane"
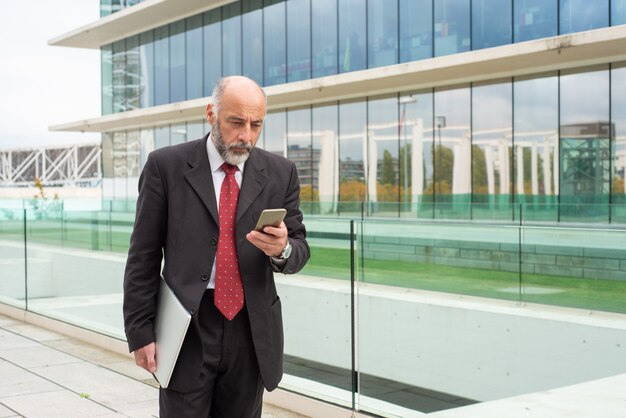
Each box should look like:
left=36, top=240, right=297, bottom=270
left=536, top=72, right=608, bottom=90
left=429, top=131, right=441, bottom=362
left=560, top=66, right=610, bottom=221
left=400, top=91, right=434, bottom=215
left=368, top=95, right=399, bottom=210
left=112, top=40, right=126, bottom=112
left=312, top=0, right=338, bottom=77
left=203, top=9, right=222, bottom=96
left=313, top=102, right=339, bottom=207
left=186, top=15, right=203, bottom=100
left=155, top=125, right=170, bottom=149
left=433, top=86, right=471, bottom=208
left=139, top=31, right=154, bottom=108
left=287, top=107, right=313, bottom=200
left=339, top=0, right=366, bottom=73
left=139, top=128, right=155, bottom=169
left=171, top=123, right=186, bottom=145
left=471, top=80, right=513, bottom=218
left=611, top=64, right=626, bottom=220
left=435, top=0, right=470, bottom=56
left=101, top=45, right=113, bottom=115
left=126, top=130, right=141, bottom=198
left=102, top=133, right=114, bottom=199
left=612, top=0, right=626, bottom=25
left=287, top=0, right=311, bottom=82
left=243, top=0, right=264, bottom=85
left=514, top=0, right=557, bottom=42
left=513, top=73, right=559, bottom=211
left=399, top=0, right=433, bottom=62
left=560, top=0, right=609, bottom=34
left=264, top=110, right=287, bottom=156
left=113, top=131, right=128, bottom=200
left=264, top=0, right=287, bottom=86
left=472, top=0, right=512, bottom=49
left=339, top=100, right=366, bottom=210
left=170, top=21, right=186, bottom=103
left=187, top=121, right=205, bottom=141
left=154, top=26, right=170, bottom=105
left=126, top=35, right=140, bottom=110
left=222, top=3, right=242, bottom=76
left=368, top=0, right=398, bottom=68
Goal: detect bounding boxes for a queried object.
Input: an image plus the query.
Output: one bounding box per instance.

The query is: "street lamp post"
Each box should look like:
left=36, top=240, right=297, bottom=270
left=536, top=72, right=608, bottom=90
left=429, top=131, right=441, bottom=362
left=435, top=116, right=447, bottom=207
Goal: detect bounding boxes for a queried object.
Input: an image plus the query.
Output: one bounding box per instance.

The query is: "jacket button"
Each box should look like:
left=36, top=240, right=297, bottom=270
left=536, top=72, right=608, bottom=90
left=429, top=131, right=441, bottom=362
left=210, top=238, right=218, bottom=246
left=201, top=273, right=209, bottom=281
left=189, top=308, right=196, bottom=315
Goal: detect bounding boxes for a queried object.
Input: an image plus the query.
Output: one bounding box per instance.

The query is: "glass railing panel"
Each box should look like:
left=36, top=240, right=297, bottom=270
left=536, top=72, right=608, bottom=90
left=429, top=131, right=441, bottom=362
left=278, top=217, right=355, bottom=409
left=0, top=207, right=26, bottom=309
left=356, top=218, right=521, bottom=415
left=520, top=224, right=626, bottom=314
left=25, top=206, right=126, bottom=339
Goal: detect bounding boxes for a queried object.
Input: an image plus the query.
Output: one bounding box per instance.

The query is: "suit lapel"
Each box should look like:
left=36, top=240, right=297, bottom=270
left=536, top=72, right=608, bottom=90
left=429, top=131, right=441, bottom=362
left=237, top=148, right=268, bottom=222
left=184, top=135, right=219, bottom=224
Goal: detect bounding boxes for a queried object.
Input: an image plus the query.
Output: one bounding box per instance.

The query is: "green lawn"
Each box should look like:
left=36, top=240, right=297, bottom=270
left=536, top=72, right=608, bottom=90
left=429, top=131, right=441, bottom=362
left=303, top=246, right=626, bottom=314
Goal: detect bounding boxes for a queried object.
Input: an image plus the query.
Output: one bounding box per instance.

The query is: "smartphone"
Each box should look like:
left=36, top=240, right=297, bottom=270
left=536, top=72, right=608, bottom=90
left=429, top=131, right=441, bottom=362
left=254, top=208, right=287, bottom=232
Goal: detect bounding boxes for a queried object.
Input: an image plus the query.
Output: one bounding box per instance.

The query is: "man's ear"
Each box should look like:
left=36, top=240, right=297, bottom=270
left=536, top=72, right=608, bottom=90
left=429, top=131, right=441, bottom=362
left=206, top=104, right=215, bottom=125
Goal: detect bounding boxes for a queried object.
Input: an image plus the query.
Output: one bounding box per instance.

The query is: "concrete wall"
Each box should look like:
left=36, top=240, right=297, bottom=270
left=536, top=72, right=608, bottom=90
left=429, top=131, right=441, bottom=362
left=279, top=275, right=626, bottom=402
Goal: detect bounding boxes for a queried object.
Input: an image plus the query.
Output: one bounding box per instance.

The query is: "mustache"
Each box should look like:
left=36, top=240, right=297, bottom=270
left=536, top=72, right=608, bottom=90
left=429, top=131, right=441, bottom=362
left=227, top=142, right=253, bottom=152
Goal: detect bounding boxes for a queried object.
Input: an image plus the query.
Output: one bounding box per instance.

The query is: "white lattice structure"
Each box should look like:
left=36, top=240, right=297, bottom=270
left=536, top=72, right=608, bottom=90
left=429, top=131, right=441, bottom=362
left=0, top=143, right=101, bottom=187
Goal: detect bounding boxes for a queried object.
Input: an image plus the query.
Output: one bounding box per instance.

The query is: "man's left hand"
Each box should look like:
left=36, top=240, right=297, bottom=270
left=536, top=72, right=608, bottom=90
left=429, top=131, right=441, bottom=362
left=246, top=222, right=288, bottom=257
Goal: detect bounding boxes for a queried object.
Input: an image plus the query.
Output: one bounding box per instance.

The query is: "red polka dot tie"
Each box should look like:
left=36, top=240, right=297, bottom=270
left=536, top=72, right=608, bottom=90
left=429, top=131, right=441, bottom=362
left=214, top=163, right=244, bottom=320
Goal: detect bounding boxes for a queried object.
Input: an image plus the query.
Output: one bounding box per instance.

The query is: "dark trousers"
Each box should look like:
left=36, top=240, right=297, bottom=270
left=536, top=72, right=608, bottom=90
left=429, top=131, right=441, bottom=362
left=159, top=290, right=264, bottom=418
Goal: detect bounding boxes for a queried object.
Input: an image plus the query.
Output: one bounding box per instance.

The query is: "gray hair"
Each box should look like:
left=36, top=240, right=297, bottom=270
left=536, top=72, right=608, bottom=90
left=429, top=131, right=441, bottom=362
left=211, top=76, right=267, bottom=119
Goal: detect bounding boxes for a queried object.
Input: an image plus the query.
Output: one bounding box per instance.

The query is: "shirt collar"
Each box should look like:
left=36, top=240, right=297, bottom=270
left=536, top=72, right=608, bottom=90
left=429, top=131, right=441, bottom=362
left=206, top=132, right=245, bottom=174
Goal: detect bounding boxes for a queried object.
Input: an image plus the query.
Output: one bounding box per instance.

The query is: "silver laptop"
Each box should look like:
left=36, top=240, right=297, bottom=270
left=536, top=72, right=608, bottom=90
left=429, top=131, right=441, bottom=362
left=153, top=276, right=192, bottom=388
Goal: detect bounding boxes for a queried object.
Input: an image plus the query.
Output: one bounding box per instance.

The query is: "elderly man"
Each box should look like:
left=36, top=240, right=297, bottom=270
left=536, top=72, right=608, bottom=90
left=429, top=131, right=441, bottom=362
left=123, top=75, right=310, bottom=417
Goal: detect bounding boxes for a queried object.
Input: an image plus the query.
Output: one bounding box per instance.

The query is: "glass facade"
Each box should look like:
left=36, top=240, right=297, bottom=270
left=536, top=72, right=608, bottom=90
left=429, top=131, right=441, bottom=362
left=101, top=0, right=624, bottom=115
left=103, top=63, right=626, bottom=223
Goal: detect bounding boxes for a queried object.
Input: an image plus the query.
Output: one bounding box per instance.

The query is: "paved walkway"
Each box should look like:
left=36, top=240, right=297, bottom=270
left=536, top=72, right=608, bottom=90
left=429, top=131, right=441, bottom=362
left=0, top=313, right=305, bottom=418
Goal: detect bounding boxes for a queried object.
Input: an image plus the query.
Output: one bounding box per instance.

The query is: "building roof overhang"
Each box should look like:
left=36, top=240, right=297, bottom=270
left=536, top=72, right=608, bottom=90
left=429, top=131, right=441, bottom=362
left=50, top=25, right=626, bottom=133
left=48, top=0, right=236, bottom=49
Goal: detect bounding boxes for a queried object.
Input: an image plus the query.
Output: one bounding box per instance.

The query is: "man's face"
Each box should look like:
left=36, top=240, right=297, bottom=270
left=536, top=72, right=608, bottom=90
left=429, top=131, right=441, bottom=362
left=207, top=81, right=266, bottom=165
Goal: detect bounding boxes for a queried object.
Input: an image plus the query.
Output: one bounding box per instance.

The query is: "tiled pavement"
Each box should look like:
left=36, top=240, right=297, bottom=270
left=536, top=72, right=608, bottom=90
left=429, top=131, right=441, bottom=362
left=0, top=314, right=305, bottom=418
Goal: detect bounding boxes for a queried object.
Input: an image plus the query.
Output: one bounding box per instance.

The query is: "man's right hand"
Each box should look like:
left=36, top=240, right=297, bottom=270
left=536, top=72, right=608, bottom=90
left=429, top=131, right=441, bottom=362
left=133, top=342, right=157, bottom=373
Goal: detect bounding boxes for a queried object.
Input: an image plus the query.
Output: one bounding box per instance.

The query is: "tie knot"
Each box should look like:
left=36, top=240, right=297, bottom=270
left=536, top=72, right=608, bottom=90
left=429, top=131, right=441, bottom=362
left=222, top=163, right=238, bottom=176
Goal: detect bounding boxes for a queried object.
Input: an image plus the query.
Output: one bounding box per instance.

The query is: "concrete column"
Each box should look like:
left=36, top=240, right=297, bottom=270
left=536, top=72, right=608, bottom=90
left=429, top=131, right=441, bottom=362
left=517, top=145, right=524, bottom=196
left=542, top=140, right=552, bottom=196
left=485, top=145, right=495, bottom=195
left=366, top=129, right=378, bottom=202
left=531, top=143, right=539, bottom=195
left=318, top=130, right=338, bottom=211
left=499, top=139, right=510, bottom=194
left=411, top=119, right=424, bottom=199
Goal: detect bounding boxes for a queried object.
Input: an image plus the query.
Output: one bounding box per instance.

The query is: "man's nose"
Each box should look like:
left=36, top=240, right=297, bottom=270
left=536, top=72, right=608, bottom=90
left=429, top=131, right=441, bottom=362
left=238, top=124, right=253, bottom=142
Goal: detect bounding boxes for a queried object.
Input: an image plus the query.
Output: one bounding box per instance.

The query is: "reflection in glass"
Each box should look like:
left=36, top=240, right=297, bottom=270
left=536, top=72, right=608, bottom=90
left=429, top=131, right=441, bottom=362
left=472, top=0, right=512, bottom=49
left=287, top=0, right=311, bottom=82
left=139, top=32, right=154, bottom=108
left=400, top=0, right=433, bottom=62
left=367, top=95, right=399, bottom=212
left=614, top=0, right=626, bottom=25
left=312, top=0, right=338, bottom=77
left=433, top=86, right=471, bottom=208
left=186, top=15, right=203, bottom=100
left=264, top=110, right=287, bottom=156
left=339, top=100, right=366, bottom=212
left=170, top=21, right=186, bottom=103
left=112, top=40, right=126, bottom=112
left=560, top=66, right=610, bottom=221
left=513, top=73, right=558, bottom=213
left=287, top=108, right=314, bottom=201
left=113, top=132, right=128, bottom=201
left=203, top=9, right=222, bottom=96
left=155, top=125, right=170, bottom=149
left=243, top=0, right=264, bottom=85
left=139, top=128, right=155, bottom=169
left=101, top=46, right=113, bottom=115
left=222, top=3, right=242, bottom=76
left=368, top=0, right=398, bottom=68
left=126, top=36, right=140, bottom=111
left=313, top=103, right=339, bottom=209
left=264, top=0, right=286, bottom=86
left=126, top=130, right=141, bottom=198
left=401, top=91, right=434, bottom=216
left=187, top=120, right=205, bottom=142
left=560, top=0, right=609, bottom=34
left=513, top=0, right=558, bottom=42
left=435, top=0, right=470, bottom=56
left=154, top=26, right=170, bottom=105
left=171, top=123, right=187, bottom=145
left=611, top=64, right=626, bottom=222
left=102, top=133, right=114, bottom=199
left=339, top=0, right=366, bottom=73
left=471, top=80, right=512, bottom=218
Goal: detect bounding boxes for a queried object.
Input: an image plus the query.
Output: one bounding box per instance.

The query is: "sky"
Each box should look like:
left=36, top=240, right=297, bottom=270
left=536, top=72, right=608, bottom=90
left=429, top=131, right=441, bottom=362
left=0, top=0, right=101, bottom=150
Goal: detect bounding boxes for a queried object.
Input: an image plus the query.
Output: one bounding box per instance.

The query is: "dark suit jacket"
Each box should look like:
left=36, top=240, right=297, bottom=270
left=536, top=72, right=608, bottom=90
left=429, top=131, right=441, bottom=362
left=123, top=135, right=310, bottom=392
